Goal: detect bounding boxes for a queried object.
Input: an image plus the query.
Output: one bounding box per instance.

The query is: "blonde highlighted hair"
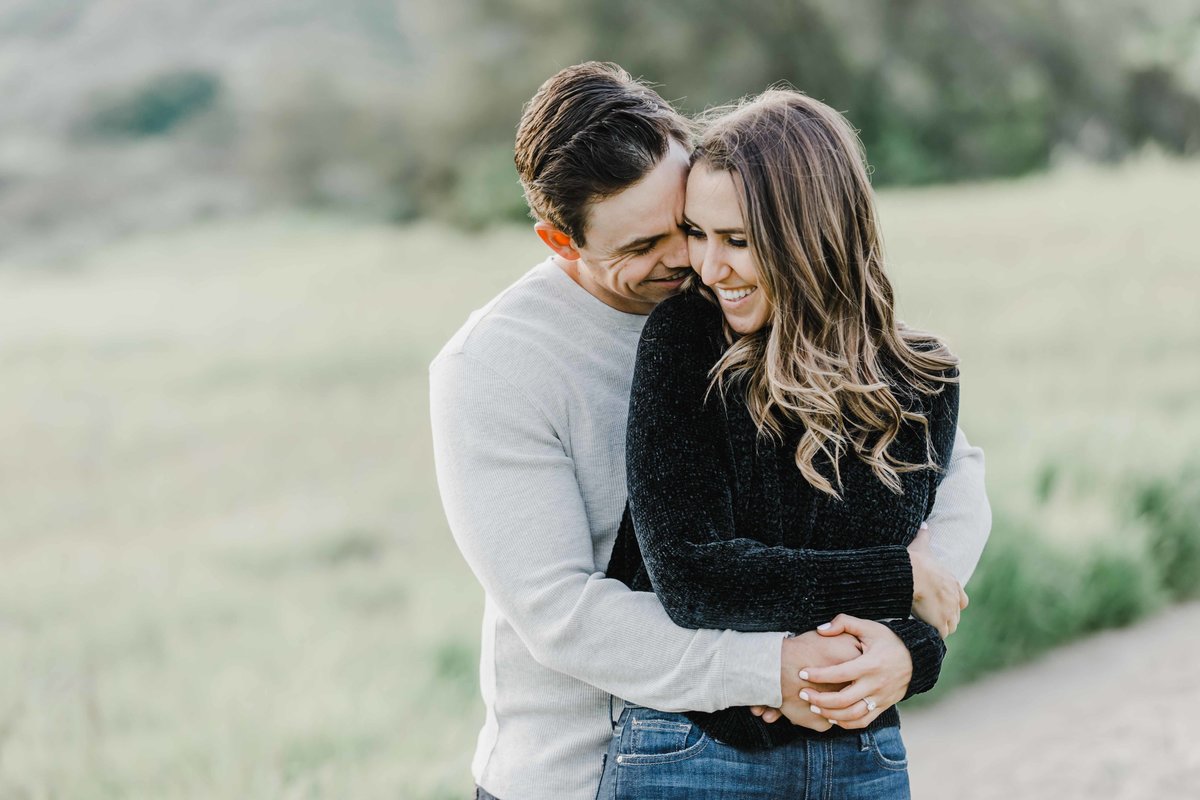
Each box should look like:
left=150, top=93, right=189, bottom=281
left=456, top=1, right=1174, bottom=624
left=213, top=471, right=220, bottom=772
left=693, top=89, right=958, bottom=497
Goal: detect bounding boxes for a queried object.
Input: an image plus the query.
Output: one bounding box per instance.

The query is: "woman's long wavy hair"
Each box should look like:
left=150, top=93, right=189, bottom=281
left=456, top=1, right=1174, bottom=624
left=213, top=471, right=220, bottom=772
left=693, top=89, right=958, bottom=497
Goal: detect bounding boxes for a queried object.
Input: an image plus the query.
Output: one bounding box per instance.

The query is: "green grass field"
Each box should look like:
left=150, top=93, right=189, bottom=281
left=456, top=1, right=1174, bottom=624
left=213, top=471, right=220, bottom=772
left=1, top=158, right=1197, bottom=799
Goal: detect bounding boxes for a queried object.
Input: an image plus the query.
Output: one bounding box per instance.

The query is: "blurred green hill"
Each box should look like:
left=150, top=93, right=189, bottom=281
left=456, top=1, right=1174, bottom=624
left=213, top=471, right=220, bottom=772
left=1, top=0, right=1198, bottom=258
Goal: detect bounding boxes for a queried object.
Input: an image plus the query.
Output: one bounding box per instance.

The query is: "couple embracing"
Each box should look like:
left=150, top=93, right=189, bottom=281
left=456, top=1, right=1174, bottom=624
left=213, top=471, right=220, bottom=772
left=431, top=62, right=990, bottom=800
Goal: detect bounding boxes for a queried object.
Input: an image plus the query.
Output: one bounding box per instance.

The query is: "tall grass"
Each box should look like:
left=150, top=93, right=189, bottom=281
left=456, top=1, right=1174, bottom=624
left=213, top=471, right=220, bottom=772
left=1133, top=466, right=1200, bottom=601
left=925, top=467, right=1200, bottom=698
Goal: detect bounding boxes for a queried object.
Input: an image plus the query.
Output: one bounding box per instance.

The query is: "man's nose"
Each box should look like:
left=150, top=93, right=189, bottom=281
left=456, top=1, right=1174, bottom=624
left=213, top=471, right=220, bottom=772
left=663, top=227, right=690, bottom=269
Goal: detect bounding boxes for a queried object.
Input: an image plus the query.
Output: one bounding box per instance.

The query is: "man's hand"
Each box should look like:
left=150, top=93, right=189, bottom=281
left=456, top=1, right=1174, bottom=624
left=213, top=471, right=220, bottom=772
left=794, top=614, right=913, bottom=729
left=909, top=522, right=968, bottom=638
left=758, top=629, right=863, bottom=730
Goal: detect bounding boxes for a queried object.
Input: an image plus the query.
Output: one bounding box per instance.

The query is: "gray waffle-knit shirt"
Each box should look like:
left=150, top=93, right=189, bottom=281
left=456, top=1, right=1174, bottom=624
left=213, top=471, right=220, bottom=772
left=429, top=257, right=991, bottom=800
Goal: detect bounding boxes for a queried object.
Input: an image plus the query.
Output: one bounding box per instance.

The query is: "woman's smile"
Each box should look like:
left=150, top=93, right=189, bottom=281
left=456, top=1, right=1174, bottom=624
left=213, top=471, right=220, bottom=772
left=714, top=285, right=758, bottom=304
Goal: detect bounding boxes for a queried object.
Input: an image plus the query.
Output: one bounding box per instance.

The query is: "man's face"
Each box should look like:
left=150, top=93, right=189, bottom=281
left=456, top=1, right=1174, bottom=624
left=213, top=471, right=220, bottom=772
left=569, top=139, right=693, bottom=315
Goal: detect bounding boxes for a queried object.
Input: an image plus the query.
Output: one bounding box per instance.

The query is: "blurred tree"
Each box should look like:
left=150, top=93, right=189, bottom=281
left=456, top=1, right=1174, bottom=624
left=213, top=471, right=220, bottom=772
left=7, top=0, right=1197, bottom=239
left=396, top=0, right=1200, bottom=223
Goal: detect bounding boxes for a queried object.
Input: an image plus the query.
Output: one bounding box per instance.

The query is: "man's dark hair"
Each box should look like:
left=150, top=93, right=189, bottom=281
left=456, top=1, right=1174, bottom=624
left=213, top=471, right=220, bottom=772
left=514, top=62, right=691, bottom=247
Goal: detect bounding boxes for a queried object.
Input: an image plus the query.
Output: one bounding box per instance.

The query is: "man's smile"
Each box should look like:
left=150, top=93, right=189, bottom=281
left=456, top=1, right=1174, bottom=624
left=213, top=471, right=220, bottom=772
left=645, top=271, right=691, bottom=284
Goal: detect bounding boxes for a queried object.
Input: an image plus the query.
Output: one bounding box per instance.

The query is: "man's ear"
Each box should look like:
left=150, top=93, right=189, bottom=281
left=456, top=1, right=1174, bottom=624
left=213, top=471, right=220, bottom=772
left=534, top=222, right=581, bottom=261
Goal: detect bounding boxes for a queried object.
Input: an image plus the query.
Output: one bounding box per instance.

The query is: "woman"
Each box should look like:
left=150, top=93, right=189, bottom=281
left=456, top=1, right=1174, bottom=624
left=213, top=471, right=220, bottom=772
left=599, top=90, right=962, bottom=798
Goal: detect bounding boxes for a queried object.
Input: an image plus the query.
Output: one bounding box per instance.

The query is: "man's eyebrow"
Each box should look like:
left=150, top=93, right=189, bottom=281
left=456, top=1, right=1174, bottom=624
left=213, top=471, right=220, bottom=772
left=610, top=233, right=664, bottom=255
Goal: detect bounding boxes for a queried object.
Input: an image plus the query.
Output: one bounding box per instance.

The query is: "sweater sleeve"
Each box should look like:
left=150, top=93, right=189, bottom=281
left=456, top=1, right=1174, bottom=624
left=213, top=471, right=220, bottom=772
left=626, top=294, right=915, bottom=634
left=927, top=425, right=990, bottom=587
left=881, top=617, right=946, bottom=698
left=430, top=348, right=787, bottom=713
left=883, top=370, right=961, bottom=699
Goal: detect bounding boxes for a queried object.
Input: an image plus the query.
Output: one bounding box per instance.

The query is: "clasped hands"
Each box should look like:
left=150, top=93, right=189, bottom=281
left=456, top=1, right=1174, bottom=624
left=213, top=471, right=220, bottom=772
left=759, top=616, right=908, bottom=731
left=753, top=523, right=967, bottom=731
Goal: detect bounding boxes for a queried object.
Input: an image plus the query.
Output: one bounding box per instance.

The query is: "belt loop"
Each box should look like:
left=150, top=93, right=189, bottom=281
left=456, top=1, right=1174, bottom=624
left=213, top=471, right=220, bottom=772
left=858, top=730, right=871, bottom=751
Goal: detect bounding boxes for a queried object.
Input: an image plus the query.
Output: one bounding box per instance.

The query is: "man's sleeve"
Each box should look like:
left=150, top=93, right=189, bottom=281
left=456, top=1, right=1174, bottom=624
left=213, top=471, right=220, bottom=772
left=926, top=427, right=991, bottom=586
left=429, top=350, right=787, bottom=712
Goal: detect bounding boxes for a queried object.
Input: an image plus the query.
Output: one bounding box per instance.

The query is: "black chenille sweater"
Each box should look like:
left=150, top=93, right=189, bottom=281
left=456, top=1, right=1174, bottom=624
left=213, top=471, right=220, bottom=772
left=606, top=289, right=959, bottom=750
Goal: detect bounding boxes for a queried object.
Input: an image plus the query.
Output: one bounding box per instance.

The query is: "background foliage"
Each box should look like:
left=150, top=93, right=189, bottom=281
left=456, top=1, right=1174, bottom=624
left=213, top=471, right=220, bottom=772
left=2, top=0, right=1199, bottom=256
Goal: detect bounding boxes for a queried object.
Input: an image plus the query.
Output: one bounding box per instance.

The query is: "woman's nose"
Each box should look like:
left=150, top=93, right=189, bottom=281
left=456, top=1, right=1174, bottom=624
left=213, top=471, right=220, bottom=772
left=698, top=244, right=727, bottom=286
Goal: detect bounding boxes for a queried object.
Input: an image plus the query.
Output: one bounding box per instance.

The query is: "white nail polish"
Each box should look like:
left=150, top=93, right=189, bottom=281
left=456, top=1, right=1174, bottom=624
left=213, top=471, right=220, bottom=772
left=810, top=705, right=821, bottom=714
left=798, top=670, right=809, bottom=680
left=799, top=691, right=810, bottom=701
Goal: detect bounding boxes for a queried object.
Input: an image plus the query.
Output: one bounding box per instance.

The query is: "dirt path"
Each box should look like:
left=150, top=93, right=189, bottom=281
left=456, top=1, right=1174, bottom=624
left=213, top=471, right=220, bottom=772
left=903, top=602, right=1200, bottom=799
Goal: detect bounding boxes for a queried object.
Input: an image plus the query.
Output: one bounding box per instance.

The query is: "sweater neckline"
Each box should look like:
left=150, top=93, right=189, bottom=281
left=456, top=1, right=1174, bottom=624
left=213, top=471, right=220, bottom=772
left=538, top=258, right=650, bottom=333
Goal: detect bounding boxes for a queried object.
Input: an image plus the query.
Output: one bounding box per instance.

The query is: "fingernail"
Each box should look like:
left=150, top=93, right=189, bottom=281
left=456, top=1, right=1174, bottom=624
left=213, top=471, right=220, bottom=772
left=920, top=521, right=929, bottom=530
left=798, top=670, right=809, bottom=680
left=810, top=705, right=821, bottom=714
left=799, top=691, right=810, bottom=701
left=817, top=622, right=831, bottom=631
left=829, top=719, right=839, bottom=726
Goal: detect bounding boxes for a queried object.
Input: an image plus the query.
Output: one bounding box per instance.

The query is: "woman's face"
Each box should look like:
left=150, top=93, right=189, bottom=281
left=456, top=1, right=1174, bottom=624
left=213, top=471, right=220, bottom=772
left=683, top=164, right=771, bottom=334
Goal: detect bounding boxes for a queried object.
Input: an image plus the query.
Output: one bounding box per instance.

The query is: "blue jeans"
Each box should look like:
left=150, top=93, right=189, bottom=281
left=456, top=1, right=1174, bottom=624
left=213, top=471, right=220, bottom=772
left=596, top=704, right=910, bottom=800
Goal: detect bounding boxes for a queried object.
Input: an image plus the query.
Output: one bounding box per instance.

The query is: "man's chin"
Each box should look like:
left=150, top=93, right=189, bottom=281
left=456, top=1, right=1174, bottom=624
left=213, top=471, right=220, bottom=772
left=635, top=288, right=679, bottom=307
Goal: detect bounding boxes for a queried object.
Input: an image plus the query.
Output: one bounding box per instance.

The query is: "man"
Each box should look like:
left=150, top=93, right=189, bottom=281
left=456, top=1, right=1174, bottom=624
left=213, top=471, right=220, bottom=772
left=430, top=62, right=990, bottom=800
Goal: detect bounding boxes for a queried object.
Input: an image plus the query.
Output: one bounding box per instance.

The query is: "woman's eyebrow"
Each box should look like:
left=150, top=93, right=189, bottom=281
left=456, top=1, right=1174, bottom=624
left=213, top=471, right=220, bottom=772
left=681, top=214, right=744, bottom=235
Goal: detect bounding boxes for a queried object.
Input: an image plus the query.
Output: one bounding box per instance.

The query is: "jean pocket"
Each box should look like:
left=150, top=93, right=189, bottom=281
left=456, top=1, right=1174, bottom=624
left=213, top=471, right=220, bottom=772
left=617, top=712, right=708, bottom=765
left=864, top=726, right=909, bottom=771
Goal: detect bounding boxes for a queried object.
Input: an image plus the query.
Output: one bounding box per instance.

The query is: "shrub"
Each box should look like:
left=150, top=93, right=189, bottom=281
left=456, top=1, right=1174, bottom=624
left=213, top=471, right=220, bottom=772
left=1132, top=468, right=1200, bottom=600
left=449, top=144, right=531, bottom=230
left=929, top=513, right=1085, bottom=694
left=432, top=638, right=479, bottom=699
left=920, top=499, right=1177, bottom=702
left=84, top=69, right=221, bottom=138
left=1076, top=537, right=1166, bottom=632
left=237, top=71, right=420, bottom=220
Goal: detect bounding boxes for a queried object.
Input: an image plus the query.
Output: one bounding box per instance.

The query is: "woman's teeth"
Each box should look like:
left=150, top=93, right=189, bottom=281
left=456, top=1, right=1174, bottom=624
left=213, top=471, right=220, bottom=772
left=716, top=286, right=756, bottom=301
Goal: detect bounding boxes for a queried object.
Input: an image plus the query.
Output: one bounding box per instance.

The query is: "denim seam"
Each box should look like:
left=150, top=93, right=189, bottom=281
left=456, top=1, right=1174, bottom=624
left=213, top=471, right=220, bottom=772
left=822, top=738, right=834, bottom=800
left=866, top=729, right=909, bottom=772
left=615, top=732, right=711, bottom=766
left=630, top=719, right=692, bottom=734
left=803, top=739, right=814, bottom=800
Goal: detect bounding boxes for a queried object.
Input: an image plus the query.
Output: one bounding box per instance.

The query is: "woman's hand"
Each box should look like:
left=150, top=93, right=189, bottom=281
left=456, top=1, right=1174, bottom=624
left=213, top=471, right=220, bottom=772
left=753, top=629, right=862, bottom=727
left=908, top=522, right=968, bottom=638
left=793, top=614, right=912, bottom=730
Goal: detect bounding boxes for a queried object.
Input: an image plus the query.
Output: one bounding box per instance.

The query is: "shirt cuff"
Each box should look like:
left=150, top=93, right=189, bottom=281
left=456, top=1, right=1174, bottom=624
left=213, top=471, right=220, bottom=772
left=719, top=630, right=787, bottom=709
